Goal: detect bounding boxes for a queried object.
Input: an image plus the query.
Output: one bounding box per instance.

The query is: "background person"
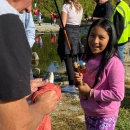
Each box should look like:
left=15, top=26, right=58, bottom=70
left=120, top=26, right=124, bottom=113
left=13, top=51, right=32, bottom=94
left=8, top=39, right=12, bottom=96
left=20, top=11, right=35, bottom=79
left=53, top=14, right=57, bottom=25
left=20, top=12, right=35, bottom=48
left=0, top=0, right=59, bottom=129
left=75, top=19, right=124, bottom=130
left=50, top=10, right=54, bottom=25
left=86, top=0, right=113, bottom=22
left=110, top=0, right=130, bottom=63
left=37, top=10, right=42, bottom=26
left=57, top=0, right=84, bottom=93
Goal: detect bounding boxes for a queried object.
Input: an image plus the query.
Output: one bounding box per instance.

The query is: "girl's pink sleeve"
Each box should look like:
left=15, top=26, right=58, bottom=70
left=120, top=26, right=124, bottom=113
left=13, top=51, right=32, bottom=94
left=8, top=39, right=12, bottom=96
left=94, top=58, right=125, bottom=102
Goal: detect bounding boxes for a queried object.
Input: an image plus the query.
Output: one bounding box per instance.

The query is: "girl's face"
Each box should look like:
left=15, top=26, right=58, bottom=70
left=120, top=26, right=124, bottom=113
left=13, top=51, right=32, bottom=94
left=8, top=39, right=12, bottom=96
left=88, top=25, right=109, bottom=58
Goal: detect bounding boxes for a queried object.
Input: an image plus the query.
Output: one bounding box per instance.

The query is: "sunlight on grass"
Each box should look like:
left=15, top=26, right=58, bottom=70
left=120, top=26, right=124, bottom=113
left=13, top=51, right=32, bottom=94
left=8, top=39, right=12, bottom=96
left=51, top=87, right=130, bottom=130
left=115, top=87, right=130, bottom=130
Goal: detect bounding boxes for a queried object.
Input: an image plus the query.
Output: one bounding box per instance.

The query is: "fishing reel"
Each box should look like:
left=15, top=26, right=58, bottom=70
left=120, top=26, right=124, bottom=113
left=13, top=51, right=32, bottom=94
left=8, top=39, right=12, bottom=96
left=77, top=60, right=87, bottom=73
left=73, top=60, right=87, bottom=73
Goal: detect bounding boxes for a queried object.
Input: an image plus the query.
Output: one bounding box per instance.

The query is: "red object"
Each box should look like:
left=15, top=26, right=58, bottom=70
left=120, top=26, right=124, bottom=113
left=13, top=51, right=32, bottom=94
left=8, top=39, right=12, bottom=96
left=79, top=68, right=87, bottom=73
left=51, top=35, right=57, bottom=43
left=31, top=83, right=61, bottom=130
left=35, top=36, right=40, bottom=43
left=34, top=9, right=39, bottom=15
left=53, top=14, right=59, bottom=19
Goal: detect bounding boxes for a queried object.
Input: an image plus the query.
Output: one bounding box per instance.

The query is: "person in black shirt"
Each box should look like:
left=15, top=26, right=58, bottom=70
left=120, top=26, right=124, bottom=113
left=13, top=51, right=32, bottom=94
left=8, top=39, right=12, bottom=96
left=0, top=0, right=58, bottom=129
left=86, top=0, right=113, bottom=22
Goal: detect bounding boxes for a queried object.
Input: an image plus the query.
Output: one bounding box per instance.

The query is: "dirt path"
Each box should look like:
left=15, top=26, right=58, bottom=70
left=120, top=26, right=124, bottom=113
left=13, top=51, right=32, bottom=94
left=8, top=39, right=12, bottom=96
left=35, top=23, right=59, bottom=33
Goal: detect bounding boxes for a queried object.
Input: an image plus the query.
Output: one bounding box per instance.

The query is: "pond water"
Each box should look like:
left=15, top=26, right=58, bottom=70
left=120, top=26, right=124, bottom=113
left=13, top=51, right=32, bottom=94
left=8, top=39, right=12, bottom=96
left=32, top=28, right=88, bottom=76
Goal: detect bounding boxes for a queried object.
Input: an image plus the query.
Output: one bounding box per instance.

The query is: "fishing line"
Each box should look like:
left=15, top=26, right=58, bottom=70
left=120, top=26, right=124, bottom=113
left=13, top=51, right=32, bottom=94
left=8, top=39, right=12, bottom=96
left=53, top=0, right=72, bottom=51
left=35, top=0, right=52, bottom=13
left=53, top=0, right=86, bottom=87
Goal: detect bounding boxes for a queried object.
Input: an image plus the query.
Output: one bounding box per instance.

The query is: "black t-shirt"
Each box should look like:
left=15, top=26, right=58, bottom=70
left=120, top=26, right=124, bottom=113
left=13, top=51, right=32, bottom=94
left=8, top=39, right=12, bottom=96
left=92, top=1, right=113, bottom=19
left=0, top=14, right=31, bottom=100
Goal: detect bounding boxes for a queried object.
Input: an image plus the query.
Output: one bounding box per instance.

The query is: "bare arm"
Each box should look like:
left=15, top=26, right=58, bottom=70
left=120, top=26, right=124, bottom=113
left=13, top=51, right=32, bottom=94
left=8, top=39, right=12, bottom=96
left=0, top=90, right=57, bottom=130
left=0, top=14, right=58, bottom=130
left=61, top=11, right=67, bottom=27
left=85, top=16, right=100, bottom=22
left=57, top=11, right=67, bottom=28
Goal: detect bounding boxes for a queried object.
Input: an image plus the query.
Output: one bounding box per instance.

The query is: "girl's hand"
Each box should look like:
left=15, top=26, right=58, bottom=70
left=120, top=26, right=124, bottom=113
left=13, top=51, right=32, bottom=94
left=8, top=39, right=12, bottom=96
left=74, top=72, right=83, bottom=83
left=79, top=82, right=91, bottom=95
left=74, top=72, right=91, bottom=96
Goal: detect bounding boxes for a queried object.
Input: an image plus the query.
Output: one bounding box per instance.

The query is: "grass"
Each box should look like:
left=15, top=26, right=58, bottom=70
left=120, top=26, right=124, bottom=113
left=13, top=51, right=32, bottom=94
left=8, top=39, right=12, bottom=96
left=51, top=87, right=130, bottom=130
left=115, top=87, right=130, bottom=130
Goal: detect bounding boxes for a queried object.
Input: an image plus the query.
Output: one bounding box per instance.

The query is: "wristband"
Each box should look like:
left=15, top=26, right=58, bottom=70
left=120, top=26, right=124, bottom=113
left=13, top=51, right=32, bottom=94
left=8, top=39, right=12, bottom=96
left=90, top=89, right=93, bottom=97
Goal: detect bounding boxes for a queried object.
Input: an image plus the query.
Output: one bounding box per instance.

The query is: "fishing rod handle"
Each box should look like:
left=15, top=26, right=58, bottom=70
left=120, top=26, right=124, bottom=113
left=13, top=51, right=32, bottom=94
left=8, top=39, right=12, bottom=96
left=63, top=30, right=71, bottom=50
left=73, top=61, right=83, bottom=86
left=73, top=61, right=88, bottom=100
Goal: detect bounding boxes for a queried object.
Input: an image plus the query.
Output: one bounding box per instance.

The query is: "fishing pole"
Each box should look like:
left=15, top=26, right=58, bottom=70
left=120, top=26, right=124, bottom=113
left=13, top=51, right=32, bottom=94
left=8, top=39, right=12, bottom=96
left=54, top=0, right=86, bottom=85
left=35, top=0, right=52, bottom=13
left=53, top=0, right=71, bottom=50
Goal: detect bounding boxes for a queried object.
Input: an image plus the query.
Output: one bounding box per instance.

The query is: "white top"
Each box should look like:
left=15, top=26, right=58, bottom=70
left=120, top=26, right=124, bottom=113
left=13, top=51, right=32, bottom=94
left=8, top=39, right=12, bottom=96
left=62, top=3, right=83, bottom=25
left=0, top=0, right=19, bottom=15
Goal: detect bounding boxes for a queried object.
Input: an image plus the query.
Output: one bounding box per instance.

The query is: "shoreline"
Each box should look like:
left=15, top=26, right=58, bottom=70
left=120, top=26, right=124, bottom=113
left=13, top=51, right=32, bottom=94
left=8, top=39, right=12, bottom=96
left=35, top=23, right=130, bottom=85
left=35, top=23, right=60, bottom=33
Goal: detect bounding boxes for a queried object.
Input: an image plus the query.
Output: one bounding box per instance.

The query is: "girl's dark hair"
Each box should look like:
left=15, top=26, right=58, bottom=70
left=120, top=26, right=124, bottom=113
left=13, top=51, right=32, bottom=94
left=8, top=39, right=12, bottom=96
left=83, top=19, right=119, bottom=88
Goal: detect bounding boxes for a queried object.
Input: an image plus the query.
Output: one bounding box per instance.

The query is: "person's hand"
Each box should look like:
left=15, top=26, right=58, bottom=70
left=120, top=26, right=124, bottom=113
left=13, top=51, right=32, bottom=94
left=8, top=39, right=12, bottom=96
left=74, top=72, right=91, bottom=96
left=35, top=90, right=58, bottom=115
left=74, top=72, right=83, bottom=84
left=26, top=78, right=49, bottom=100
left=85, top=16, right=93, bottom=23
left=30, top=78, right=48, bottom=93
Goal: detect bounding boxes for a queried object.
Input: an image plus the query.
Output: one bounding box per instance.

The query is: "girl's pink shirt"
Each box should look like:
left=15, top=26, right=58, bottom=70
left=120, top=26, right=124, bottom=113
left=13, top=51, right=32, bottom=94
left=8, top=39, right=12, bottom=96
left=80, top=55, right=125, bottom=117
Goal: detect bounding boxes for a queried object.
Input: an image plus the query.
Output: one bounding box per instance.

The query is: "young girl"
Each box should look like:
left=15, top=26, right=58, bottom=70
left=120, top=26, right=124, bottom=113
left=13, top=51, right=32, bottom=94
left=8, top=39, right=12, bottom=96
left=75, top=19, right=125, bottom=130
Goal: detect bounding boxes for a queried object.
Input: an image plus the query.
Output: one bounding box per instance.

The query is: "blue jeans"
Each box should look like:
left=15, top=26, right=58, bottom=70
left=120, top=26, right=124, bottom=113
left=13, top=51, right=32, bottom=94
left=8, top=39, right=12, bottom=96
left=30, top=68, right=34, bottom=80
left=118, top=44, right=126, bottom=63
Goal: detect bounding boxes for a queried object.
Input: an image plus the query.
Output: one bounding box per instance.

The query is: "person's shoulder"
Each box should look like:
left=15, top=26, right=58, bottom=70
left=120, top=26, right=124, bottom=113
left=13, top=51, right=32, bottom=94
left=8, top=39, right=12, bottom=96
left=0, top=13, right=20, bottom=22
left=62, top=4, right=70, bottom=11
left=0, top=14, right=25, bottom=37
left=105, top=1, right=113, bottom=6
left=63, top=3, right=70, bottom=8
left=0, top=0, right=19, bottom=16
left=108, top=55, right=123, bottom=67
left=103, top=56, right=124, bottom=73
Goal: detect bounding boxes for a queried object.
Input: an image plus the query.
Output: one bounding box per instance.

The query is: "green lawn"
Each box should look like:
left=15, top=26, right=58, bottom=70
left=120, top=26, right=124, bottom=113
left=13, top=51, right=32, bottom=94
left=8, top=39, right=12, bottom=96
left=51, top=87, right=130, bottom=130
left=115, top=87, right=130, bottom=130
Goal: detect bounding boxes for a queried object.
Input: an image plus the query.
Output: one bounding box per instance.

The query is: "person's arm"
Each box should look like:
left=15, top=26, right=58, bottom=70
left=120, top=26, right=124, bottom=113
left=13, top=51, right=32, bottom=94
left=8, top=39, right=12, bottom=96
left=0, top=14, right=58, bottom=130
left=113, top=11, right=124, bottom=40
left=61, top=11, right=67, bottom=27
left=57, top=4, right=67, bottom=28
left=93, top=58, right=125, bottom=102
left=103, top=2, right=113, bottom=19
left=74, top=72, right=91, bottom=96
left=85, top=16, right=100, bottom=22
left=57, top=11, right=67, bottom=28
left=25, top=12, right=35, bottom=48
left=0, top=90, right=58, bottom=130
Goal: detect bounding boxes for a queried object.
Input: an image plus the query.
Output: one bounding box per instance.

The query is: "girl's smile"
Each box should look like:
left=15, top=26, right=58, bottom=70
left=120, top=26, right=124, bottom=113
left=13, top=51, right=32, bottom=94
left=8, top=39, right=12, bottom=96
left=88, top=25, right=109, bottom=58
